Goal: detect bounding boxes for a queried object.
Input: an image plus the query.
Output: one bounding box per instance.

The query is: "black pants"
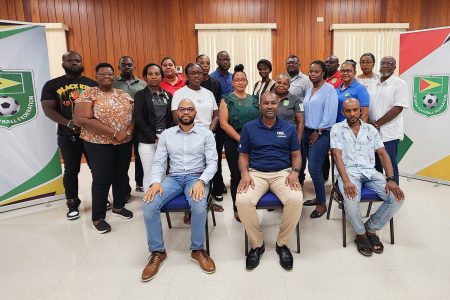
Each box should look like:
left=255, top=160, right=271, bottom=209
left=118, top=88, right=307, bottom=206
left=224, top=134, right=240, bottom=212
left=58, top=135, right=89, bottom=205
left=133, top=135, right=144, bottom=187
left=84, top=141, right=132, bottom=221
left=299, top=142, right=307, bottom=184
left=211, top=128, right=225, bottom=196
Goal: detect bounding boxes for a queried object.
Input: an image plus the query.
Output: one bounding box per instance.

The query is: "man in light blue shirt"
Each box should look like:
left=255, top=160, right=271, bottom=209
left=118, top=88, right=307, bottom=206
left=331, top=98, right=404, bottom=257
left=141, top=99, right=218, bottom=281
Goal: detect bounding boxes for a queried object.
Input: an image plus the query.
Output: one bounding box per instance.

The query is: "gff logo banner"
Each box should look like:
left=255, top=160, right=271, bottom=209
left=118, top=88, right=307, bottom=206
left=0, top=68, right=37, bottom=129
left=413, top=75, right=449, bottom=118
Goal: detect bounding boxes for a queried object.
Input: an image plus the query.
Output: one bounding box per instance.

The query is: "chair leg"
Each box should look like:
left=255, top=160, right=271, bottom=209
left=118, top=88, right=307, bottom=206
left=245, top=231, right=249, bottom=256
left=390, top=217, right=394, bottom=244
left=205, top=216, right=210, bottom=255
left=366, top=202, right=373, bottom=218
left=326, top=192, right=334, bottom=219
left=296, top=222, right=300, bottom=253
left=210, top=203, right=217, bottom=226
left=342, top=208, right=347, bottom=247
left=165, top=212, right=172, bottom=229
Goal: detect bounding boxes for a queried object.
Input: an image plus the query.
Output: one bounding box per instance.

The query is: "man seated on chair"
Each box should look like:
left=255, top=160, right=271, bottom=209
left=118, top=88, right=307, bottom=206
left=236, top=92, right=303, bottom=270
left=330, top=98, right=405, bottom=257
left=141, top=99, right=218, bottom=281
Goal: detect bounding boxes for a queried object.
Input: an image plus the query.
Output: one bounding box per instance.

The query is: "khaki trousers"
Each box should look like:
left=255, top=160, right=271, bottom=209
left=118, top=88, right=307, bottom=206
left=236, top=169, right=303, bottom=249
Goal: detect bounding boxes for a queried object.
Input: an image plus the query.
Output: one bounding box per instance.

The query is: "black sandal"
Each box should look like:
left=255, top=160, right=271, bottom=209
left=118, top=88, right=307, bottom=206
left=354, top=235, right=373, bottom=257
left=303, top=199, right=317, bottom=206
left=367, top=234, right=384, bottom=254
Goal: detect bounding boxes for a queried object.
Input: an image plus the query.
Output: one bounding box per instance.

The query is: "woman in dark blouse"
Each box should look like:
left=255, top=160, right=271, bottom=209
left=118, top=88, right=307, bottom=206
left=134, top=63, right=174, bottom=192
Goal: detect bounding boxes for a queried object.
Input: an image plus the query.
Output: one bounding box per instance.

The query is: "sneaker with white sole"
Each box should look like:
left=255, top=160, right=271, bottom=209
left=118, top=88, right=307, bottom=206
left=66, top=198, right=81, bottom=220
left=106, top=201, right=112, bottom=210
left=92, top=219, right=111, bottom=234
left=112, top=207, right=133, bottom=219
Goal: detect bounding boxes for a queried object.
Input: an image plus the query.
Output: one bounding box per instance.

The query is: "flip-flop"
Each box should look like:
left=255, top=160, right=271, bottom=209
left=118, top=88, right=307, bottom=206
left=212, top=203, right=224, bottom=212
left=367, top=234, right=384, bottom=254
left=354, top=235, right=373, bottom=257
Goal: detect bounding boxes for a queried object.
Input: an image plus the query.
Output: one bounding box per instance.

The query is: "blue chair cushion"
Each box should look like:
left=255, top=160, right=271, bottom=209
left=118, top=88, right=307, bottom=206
left=161, top=194, right=189, bottom=211
left=256, top=192, right=283, bottom=208
left=335, top=182, right=382, bottom=202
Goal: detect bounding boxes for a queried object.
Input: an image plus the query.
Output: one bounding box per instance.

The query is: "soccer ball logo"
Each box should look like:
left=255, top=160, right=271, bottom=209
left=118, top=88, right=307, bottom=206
left=0, top=96, right=21, bottom=116
left=422, top=93, right=438, bottom=109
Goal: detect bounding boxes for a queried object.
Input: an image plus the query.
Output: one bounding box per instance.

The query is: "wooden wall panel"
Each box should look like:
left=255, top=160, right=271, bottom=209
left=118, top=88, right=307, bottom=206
left=1, top=0, right=449, bottom=79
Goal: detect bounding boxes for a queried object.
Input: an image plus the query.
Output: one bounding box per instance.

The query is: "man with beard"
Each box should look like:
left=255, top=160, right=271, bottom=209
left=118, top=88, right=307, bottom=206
left=141, top=99, right=217, bottom=281
left=367, top=56, right=409, bottom=185
left=331, top=98, right=404, bottom=256
left=286, top=55, right=312, bottom=186
left=113, top=56, right=146, bottom=195
left=41, top=51, right=101, bottom=220
left=325, top=55, right=342, bottom=88
left=236, top=92, right=303, bottom=270
left=196, top=54, right=227, bottom=202
left=210, top=51, right=233, bottom=96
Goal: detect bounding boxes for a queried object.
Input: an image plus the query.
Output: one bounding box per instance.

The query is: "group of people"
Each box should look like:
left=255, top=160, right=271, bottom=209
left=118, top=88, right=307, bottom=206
left=41, top=49, right=406, bottom=282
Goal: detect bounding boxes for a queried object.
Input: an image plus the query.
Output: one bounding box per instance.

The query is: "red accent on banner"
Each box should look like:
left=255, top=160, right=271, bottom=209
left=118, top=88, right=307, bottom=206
left=419, top=79, right=429, bottom=92
left=399, top=28, right=450, bottom=75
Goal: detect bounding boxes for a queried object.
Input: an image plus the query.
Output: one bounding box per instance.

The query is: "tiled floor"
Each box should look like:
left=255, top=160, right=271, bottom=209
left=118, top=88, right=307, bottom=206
left=1, top=161, right=449, bottom=300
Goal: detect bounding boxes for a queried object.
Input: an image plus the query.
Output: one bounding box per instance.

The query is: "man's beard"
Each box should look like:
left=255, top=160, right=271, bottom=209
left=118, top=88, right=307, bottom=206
left=178, top=116, right=195, bottom=125
left=63, top=65, right=84, bottom=76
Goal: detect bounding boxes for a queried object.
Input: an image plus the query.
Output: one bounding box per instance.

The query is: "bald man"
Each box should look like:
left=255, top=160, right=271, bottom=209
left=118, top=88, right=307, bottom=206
left=330, top=98, right=404, bottom=257
left=141, top=99, right=218, bottom=281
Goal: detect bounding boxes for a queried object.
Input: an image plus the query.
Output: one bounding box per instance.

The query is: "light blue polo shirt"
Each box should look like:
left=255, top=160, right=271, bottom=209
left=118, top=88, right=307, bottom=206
left=238, top=117, right=300, bottom=172
left=336, top=80, right=370, bottom=122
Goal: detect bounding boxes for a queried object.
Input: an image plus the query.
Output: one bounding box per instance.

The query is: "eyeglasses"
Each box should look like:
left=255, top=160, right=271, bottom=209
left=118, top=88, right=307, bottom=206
left=97, top=73, right=114, bottom=77
left=188, top=72, right=203, bottom=77
left=218, top=58, right=230, bottom=62
left=233, top=79, right=247, bottom=83
left=340, top=69, right=354, bottom=74
left=177, top=107, right=195, bottom=113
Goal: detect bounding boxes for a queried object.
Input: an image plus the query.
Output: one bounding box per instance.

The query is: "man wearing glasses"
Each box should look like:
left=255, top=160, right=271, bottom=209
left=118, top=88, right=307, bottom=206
left=367, top=56, right=409, bottom=185
left=142, top=99, right=218, bottom=281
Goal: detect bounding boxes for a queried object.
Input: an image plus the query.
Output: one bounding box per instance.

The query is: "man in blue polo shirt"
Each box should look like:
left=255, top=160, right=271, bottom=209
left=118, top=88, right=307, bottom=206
left=236, top=92, right=303, bottom=271
left=210, top=51, right=233, bottom=96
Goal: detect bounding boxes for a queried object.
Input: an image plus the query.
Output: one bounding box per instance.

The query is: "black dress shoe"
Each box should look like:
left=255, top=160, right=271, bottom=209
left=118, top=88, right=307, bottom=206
left=275, top=244, right=293, bottom=270
left=222, top=186, right=228, bottom=194
left=246, top=242, right=265, bottom=270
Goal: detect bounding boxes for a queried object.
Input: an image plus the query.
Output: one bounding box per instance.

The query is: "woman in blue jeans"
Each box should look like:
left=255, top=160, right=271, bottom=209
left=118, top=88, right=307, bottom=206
left=302, top=61, right=338, bottom=218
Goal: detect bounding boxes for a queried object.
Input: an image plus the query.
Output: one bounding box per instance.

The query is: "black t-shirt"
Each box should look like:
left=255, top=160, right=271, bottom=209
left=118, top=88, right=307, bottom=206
left=41, top=75, right=97, bottom=135
left=201, top=77, right=222, bottom=106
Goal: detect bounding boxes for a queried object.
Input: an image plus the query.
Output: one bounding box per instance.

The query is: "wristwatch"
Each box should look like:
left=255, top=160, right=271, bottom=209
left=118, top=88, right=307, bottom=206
left=291, top=167, right=301, bottom=173
left=386, top=176, right=395, bottom=182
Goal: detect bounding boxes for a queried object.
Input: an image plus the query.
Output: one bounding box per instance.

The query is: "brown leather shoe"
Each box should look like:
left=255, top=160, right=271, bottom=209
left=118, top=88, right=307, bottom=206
left=141, top=251, right=167, bottom=282
left=191, top=250, right=216, bottom=274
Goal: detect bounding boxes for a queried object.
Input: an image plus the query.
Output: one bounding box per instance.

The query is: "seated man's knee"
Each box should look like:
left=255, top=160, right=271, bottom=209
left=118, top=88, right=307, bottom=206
left=236, top=193, right=253, bottom=209
left=190, top=200, right=207, bottom=215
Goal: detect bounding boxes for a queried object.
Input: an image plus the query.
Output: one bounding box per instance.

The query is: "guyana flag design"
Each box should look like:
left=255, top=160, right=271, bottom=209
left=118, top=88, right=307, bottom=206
left=413, top=75, right=448, bottom=118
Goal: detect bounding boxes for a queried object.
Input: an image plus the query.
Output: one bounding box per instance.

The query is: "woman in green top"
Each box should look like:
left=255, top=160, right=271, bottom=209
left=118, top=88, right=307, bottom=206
left=219, top=65, right=260, bottom=222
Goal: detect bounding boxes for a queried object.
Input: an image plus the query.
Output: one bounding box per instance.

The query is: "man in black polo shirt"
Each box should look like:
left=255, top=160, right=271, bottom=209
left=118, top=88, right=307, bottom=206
left=237, top=92, right=303, bottom=271
left=41, top=51, right=103, bottom=220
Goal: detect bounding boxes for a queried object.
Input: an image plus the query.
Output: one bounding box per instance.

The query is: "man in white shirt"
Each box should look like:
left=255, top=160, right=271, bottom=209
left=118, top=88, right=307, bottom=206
left=368, top=56, right=409, bottom=184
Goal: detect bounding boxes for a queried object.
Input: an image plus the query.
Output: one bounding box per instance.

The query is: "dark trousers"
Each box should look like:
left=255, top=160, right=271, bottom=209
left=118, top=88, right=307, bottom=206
left=323, top=152, right=330, bottom=181
left=211, top=128, right=225, bottom=196
left=58, top=135, right=89, bottom=205
left=84, top=141, right=132, bottom=221
left=224, top=134, right=240, bottom=212
left=375, top=139, right=400, bottom=185
left=133, top=136, right=144, bottom=187
left=299, top=143, right=307, bottom=184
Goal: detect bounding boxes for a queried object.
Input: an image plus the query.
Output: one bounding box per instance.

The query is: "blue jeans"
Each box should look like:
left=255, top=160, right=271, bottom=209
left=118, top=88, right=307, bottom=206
left=337, top=171, right=403, bottom=235
left=302, top=128, right=330, bottom=205
left=375, top=139, right=400, bottom=185
left=143, top=175, right=209, bottom=252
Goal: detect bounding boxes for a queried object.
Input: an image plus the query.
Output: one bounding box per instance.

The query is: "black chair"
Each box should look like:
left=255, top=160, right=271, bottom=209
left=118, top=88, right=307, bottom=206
left=244, top=192, right=300, bottom=255
left=326, top=158, right=394, bottom=247
left=161, top=192, right=216, bottom=255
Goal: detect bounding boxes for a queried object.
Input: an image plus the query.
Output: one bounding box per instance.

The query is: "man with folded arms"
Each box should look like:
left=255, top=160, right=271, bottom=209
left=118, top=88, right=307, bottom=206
left=236, top=92, right=303, bottom=270
left=331, top=98, right=404, bottom=257
left=141, top=99, right=217, bottom=281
